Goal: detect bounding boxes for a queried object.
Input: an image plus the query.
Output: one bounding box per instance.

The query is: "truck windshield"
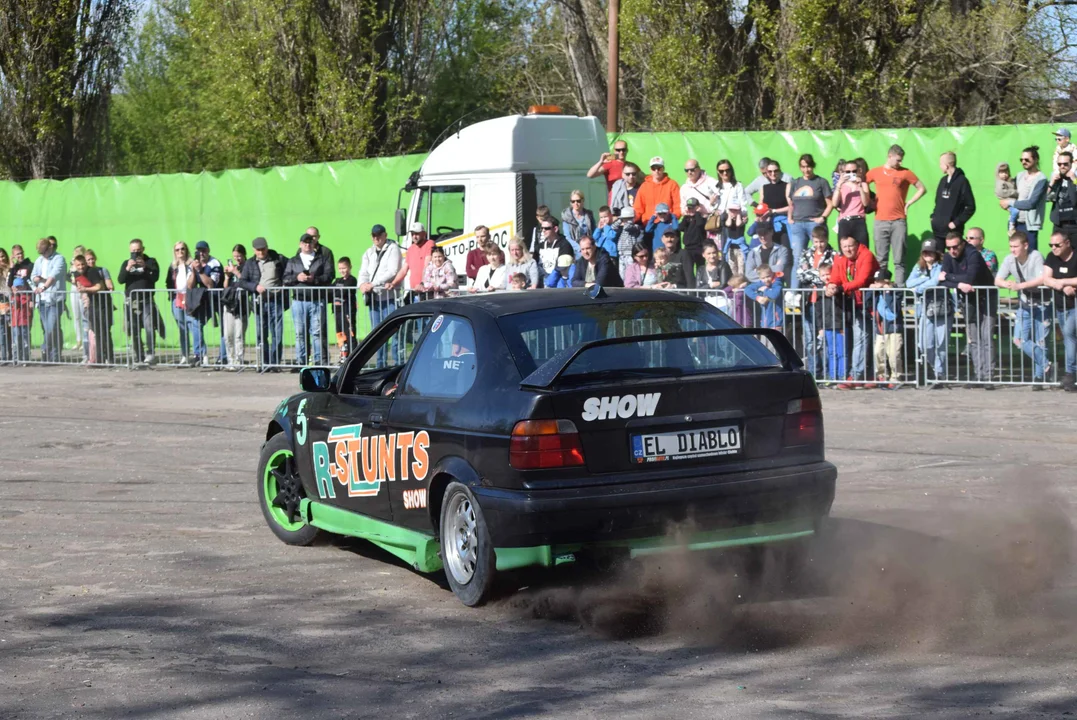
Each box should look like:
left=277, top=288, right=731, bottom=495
left=416, top=185, right=465, bottom=242
left=498, top=302, right=781, bottom=378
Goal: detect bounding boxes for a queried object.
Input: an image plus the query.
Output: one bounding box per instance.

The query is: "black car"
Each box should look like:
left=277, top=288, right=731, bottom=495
left=257, top=287, right=837, bottom=606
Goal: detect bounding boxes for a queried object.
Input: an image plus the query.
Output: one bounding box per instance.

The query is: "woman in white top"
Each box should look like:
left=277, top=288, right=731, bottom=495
left=503, top=236, right=539, bottom=288
left=714, top=159, right=750, bottom=230
left=166, top=242, right=194, bottom=364
left=470, top=245, right=507, bottom=293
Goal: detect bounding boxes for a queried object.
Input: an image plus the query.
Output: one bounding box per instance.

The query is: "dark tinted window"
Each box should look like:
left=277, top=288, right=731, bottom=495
left=498, top=301, right=777, bottom=377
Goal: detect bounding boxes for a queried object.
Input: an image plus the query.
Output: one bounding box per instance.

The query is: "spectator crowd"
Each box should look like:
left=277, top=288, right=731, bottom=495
left=2, top=128, right=1076, bottom=390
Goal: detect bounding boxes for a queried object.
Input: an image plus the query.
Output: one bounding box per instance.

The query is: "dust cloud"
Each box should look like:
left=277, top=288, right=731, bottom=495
left=511, top=482, right=1075, bottom=652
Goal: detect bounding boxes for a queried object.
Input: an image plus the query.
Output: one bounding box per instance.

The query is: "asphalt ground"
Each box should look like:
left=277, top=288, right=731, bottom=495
left=0, top=367, right=1075, bottom=719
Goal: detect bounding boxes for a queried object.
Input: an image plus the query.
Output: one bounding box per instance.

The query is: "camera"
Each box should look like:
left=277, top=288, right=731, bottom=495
left=130, top=251, right=141, bottom=261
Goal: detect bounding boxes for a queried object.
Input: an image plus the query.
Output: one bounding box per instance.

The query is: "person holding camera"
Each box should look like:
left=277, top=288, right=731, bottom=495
left=1048, top=151, right=1077, bottom=242
left=185, top=240, right=223, bottom=367
left=832, top=160, right=872, bottom=249
left=117, top=239, right=161, bottom=365
left=357, top=224, right=403, bottom=366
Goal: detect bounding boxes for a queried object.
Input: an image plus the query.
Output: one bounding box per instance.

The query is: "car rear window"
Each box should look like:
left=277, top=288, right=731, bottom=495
left=498, top=301, right=780, bottom=378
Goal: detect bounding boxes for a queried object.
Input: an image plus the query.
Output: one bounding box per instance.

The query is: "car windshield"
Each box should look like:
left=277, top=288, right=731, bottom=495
left=497, top=301, right=781, bottom=379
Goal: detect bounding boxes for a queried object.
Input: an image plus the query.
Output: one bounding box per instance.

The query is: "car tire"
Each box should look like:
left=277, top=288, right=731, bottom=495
left=257, top=433, right=322, bottom=546
left=440, top=482, right=497, bottom=607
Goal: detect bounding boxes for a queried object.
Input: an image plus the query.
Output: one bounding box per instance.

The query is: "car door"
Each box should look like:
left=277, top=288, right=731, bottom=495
left=387, top=313, right=480, bottom=532
left=305, top=313, right=432, bottom=522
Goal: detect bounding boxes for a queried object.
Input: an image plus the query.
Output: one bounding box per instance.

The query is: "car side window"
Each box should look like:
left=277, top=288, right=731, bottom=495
left=341, top=315, right=431, bottom=395
left=399, top=315, right=477, bottom=399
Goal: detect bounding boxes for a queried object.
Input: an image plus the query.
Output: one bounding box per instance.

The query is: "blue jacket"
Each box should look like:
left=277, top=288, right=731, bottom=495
left=593, top=225, right=619, bottom=258
left=906, top=263, right=950, bottom=319
left=645, top=216, right=680, bottom=251
left=866, top=288, right=901, bottom=334
left=545, top=265, right=577, bottom=288
left=744, top=278, right=784, bottom=328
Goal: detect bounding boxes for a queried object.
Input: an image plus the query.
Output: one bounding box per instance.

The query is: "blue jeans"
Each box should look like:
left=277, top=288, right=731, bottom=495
left=787, top=221, right=818, bottom=290
left=851, top=309, right=868, bottom=379
left=802, top=310, right=821, bottom=375
left=919, top=313, right=951, bottom=380
left=12, top=324, right=30, bottom=362
left=0, top=315, right=10, bottom=361
left=258, top=296, right=285, bottom=366
left=172, top=305, right=203, bottom=359
left=1059, top=308, right=1077, bottom=375
left=1015, top=223, right=1039, bottom=254
left=1014, top=305, right=1050, bottom=379
left=824, top=330, right=846, bottom=380
left=39, top=302, right=63, bottom=362
left=292, top=300, right=324, bottom=366
left=369, top=300, right=399, bottom=366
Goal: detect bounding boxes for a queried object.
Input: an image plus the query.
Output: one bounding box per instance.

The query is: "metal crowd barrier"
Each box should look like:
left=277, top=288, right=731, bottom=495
left=0, top=282, right=1069, bottom=389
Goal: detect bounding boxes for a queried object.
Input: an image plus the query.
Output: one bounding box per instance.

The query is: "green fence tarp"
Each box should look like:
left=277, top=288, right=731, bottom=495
left=0, top=123, right=1059, bottom=281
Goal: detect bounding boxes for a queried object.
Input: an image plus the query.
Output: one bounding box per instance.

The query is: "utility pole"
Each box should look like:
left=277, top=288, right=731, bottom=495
left=606, top=0, right=619, bottom=132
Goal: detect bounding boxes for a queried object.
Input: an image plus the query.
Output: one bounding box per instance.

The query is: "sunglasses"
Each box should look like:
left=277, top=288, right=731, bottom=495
left=1060, top=163, right=1072, bottom=168
left=685, top=167, right=699, bottom=172
left=1021, top=158, right=1034, bottom=163
left=570, top=198, right=583, bottom=203
left=946, top=244, right=962, bottom=250
left=1049, top=242, right=1066, bottom=248
left=613, top=147, right=627, bottom=153
left=542, top=225, right=555, bottom=230
left=718, top=168, right=731, bottom=174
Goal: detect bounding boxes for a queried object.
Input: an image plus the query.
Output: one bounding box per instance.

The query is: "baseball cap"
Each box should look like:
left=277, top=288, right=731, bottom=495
left=1055, top=128, right=1071, bottom=139
left=409, top=221, right=426, bottom=233
left=753, top=203, right=770, bottom=217
left=649, top=156, right=664, bottom=168
left=619, top=206, right=635, bottom=220
left=371, top=224, right=387, bottom=236
left=557, top=254, right=574, bottom=268
left=251, top=237, right=268, bottom=250
left=686, top=197, right=700, bottom=208
left=656, top=203, right=670, bottom=214
left=195, top=240, right=210, bottom=251
left=921, top=239, right=938, bottom=253
left=299, top=233, right=314, bottom=244
left=873, top=269, right=892, bottom=281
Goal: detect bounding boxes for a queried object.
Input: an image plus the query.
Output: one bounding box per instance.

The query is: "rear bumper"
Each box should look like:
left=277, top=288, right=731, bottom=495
left=475, top=461, right=837, bottom=548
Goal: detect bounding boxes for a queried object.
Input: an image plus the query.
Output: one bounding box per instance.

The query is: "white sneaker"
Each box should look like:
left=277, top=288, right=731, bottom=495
left=784, top=291, right=801, bottom=309
left=178, top=356, right=190, bottom=367
left=144, top=354, right=157, bottom=366
left=201, top=355, right=209, bottom=368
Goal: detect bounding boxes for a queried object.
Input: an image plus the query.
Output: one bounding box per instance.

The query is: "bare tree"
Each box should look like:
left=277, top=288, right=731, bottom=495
left=0, top=0, right=133, bottom=179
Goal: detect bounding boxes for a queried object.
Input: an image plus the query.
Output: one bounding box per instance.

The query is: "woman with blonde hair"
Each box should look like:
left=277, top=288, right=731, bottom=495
left=504, top=236, right=539, bottom=288
left=165, top=241, right=197, bottom=365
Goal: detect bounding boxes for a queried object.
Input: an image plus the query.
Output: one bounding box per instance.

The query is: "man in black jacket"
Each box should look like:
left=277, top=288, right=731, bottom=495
left=679, top=197, right=708, bottom=274
left=940, top=231, right=996, bottom=388
left=284, top=233, right=333, bottom=366
left=1048, top=152, right=1077, bottom=242
left=571, top=236, right=623, bottom=288
left=930, top=152, right=976, bottom=250
left=238, top=236, right=289, bottom=368
left=659, top=230, right=696, bottom=289
left=117, top=238, right=161, bottom=364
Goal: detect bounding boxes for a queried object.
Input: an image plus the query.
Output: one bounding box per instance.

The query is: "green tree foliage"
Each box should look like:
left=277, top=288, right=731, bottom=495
left=0, top=0, right=134, bottom=179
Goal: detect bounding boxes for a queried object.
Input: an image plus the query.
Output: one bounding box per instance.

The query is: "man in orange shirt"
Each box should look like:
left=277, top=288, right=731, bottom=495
left=866, top=145, right=926, bottom=285
left=634, top=156, right=682, bottom=222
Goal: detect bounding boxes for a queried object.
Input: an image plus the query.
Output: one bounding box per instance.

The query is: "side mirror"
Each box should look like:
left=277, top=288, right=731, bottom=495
left=394, top=208, right=407, bottom=238
left=300, top=367, right=331, bottom=393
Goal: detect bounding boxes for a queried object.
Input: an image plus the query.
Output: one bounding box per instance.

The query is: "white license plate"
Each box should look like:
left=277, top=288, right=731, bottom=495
left=631, top=425, right=742, bottom=463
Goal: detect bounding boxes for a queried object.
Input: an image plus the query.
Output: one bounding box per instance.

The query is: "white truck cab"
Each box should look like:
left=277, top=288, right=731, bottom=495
left=394, top=110, right=610, bottom=282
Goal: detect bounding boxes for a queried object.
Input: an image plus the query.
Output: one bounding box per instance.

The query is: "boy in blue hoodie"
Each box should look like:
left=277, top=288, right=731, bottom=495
left=645, top=203, right=680, bottom=252
left=593, top=206, right=620, bottom=258
left=867, top=268, right=904, bottom=387
left=744, top=264, right=784, bottom=329
left=545, top=254, right=577, bottom=288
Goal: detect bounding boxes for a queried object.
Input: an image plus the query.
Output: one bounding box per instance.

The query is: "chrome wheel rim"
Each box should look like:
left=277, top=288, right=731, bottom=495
left=444, top=493, right=478, bottom=585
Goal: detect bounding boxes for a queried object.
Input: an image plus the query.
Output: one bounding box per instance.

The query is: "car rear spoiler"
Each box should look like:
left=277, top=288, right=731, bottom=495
left=519, top=327, right=803, bottom=390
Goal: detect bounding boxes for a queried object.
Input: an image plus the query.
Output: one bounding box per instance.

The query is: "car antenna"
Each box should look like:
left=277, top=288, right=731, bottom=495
left=587, top=284, right=607, bottom=300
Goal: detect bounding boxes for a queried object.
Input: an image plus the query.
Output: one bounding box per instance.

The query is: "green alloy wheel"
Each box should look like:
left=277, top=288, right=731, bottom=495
left=257, top=433, right=322, bottom=546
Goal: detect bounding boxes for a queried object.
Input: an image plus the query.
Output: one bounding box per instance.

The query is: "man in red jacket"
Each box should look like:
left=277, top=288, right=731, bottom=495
left=826, top=235, right=880, bottom=386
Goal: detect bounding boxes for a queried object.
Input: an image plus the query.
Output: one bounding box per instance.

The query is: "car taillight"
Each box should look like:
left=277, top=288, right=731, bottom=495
left=784, top=396, right=823, bottom=446
left=509, top=419, right=586, bottom=470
